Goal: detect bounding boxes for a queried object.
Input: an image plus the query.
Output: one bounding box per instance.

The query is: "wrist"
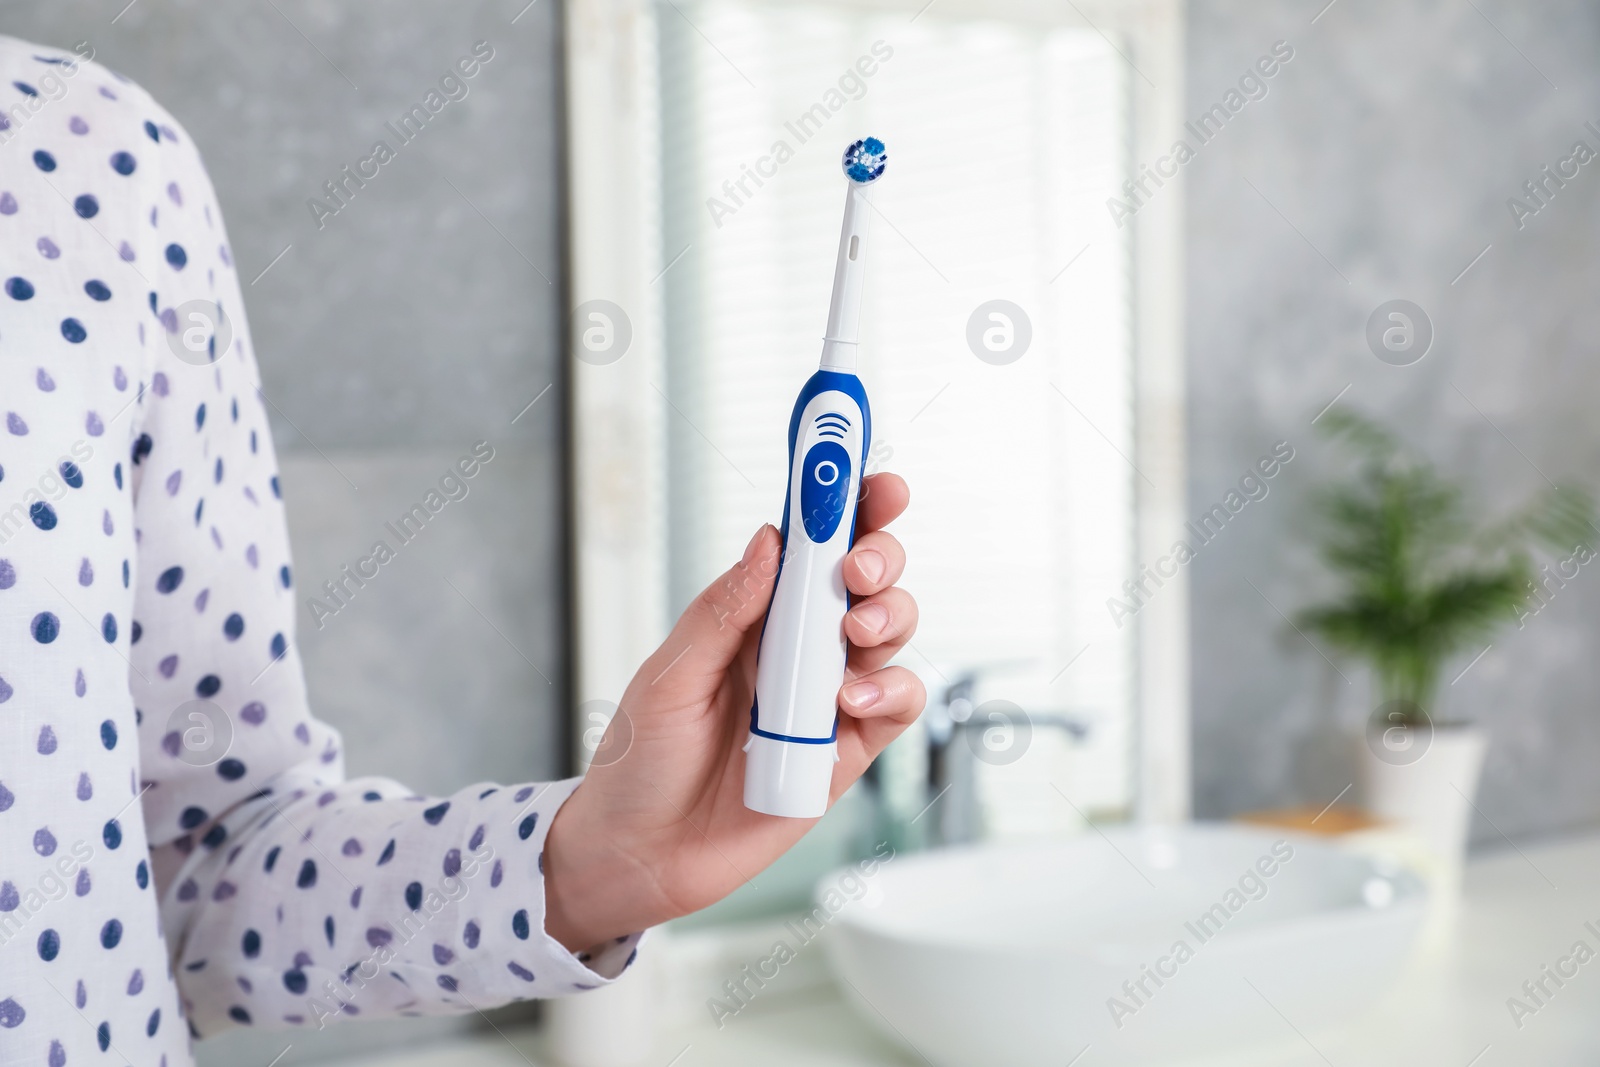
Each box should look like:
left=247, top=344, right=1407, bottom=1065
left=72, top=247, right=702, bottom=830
left=543, top=786, right=655, bottom=955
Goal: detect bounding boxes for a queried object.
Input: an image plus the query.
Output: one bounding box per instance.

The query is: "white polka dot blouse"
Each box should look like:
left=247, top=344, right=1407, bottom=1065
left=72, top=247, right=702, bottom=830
left=0, top=34, right=639, bottom=1066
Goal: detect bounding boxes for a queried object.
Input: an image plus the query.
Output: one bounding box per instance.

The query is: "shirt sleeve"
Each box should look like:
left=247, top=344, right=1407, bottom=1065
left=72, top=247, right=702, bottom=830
left=121, top=83, right=640, bottom=1036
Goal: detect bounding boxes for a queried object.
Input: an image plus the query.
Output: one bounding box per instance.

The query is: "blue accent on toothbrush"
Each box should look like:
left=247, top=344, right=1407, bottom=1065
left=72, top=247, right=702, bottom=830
left=799, top=441, right=852, bottom=543
left=746, top=368, right=871, bottom=747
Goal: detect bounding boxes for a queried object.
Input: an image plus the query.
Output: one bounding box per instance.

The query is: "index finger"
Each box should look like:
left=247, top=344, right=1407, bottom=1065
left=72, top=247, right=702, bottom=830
left=856, top=472, right=908, bottom=534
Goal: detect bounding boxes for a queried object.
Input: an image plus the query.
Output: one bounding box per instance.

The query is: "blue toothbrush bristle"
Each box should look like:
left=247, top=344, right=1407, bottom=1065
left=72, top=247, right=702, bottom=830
left=842, top=137, right=888, bottom=183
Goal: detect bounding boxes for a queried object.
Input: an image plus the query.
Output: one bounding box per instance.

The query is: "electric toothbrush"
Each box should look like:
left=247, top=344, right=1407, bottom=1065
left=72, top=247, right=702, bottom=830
left=744, top=137, right=887, bottom=819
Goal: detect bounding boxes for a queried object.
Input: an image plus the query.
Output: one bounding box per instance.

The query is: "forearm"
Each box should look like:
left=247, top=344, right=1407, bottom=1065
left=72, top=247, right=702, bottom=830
left=162, top=767, right=641, bottom=1035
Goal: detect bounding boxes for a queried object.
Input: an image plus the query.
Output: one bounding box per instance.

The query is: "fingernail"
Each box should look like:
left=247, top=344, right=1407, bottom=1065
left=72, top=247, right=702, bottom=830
left=852, top=603, right=890, bottom=635
left=742, top=525, right=767, bottom=563
left=854, top=549, right=886, bottom=584
left=842, top=680, right=882, bottom=710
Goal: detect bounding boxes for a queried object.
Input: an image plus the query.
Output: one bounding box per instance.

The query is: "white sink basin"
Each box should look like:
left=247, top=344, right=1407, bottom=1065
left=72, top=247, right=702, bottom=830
left=818, top=823, right=1426, bottom=1066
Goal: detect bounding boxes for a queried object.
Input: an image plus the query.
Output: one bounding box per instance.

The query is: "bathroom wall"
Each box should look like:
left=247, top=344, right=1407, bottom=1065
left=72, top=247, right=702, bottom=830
left=1185, top=0, right=1600, bottom=844
left=2, top=0, right=569, bottom=1061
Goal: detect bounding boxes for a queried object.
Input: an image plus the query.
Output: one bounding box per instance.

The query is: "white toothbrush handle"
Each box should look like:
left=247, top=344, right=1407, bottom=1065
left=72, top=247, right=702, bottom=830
left=744, top=373, right=871, bottom=818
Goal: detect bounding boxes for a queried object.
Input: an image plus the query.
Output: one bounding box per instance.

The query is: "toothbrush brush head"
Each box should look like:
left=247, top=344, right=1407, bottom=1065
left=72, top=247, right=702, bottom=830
left=842, top=137, right=888, bottom=184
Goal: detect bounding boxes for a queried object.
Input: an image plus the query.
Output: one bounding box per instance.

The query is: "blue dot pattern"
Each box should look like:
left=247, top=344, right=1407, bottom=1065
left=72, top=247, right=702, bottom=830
left=0, top=36, right=639, bottom=1066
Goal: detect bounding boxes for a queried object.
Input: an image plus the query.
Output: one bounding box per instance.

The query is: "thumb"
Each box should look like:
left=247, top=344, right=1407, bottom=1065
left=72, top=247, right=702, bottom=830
left=650, top=524, right=782, bottom=687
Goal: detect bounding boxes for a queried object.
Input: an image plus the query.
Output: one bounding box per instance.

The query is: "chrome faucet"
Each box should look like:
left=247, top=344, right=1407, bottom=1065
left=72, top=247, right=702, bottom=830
left=922, top=668, right=1093, bottom=847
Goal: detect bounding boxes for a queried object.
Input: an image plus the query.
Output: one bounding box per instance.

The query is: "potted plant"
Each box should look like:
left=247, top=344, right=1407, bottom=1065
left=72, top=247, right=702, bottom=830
left=1294, top=411, right=1594, bottom=870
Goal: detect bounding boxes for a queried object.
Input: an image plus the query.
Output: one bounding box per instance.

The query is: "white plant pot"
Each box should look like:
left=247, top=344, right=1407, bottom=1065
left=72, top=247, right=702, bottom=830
left=1359, top=724, right=1488, bottom=874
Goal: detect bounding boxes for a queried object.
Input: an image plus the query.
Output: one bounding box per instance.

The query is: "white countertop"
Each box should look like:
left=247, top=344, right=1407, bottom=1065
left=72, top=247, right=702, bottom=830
left=335, top=830, right=1600, bottom=1067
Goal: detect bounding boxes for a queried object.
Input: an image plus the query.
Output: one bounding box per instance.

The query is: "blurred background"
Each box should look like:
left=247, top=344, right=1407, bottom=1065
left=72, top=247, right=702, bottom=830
left=8, top=0, right=1600, bottom=1063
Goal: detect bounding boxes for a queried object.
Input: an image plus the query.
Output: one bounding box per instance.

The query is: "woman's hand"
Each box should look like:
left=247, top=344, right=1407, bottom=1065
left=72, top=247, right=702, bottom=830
left=543, top=473, right=923, bottom=953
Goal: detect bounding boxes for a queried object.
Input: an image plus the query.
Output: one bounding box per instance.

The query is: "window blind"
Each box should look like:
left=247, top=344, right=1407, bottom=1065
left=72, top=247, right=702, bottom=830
left=656, top=0, right=1136, bottom=814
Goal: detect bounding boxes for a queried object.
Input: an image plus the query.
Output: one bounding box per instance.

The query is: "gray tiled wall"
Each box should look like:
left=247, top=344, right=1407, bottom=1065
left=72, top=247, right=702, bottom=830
left=1185, top=0, right=1600, bottom=845
left=1, top=0, right=570, bottom=1061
